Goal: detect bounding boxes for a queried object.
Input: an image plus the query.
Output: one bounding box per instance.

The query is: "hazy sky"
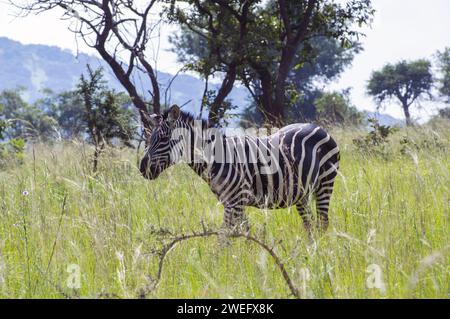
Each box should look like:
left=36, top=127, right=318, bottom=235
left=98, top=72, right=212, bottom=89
left=1, top=0, right=449, bottom=121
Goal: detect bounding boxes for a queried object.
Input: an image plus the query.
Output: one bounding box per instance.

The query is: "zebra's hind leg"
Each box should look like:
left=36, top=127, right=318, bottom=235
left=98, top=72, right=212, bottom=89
left=222, top=206, right=250, bottom=234
left=314, top=179, right=336, bottom=233
left=296, top=199, right=313, bottom=240
left=218, top=206, right=249, bottom=247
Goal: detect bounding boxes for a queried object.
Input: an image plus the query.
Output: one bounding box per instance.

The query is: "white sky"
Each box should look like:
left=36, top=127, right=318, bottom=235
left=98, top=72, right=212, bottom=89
left=0, top=0, right=449, bottom=121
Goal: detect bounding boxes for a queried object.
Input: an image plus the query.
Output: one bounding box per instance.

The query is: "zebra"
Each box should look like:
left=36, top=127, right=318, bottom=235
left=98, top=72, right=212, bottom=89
left=140, top=105, right=340, bottom=238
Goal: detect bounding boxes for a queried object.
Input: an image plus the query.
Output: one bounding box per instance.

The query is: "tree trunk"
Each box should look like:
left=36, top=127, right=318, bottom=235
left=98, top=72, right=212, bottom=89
left=200, top=76, right=209, bottom=119
left=403, top=104, right=412, bottom=126
left=271, top=46, right=297, bottom=126
left=138, top=56, right=161, bottom=114
left=250, top=62, right=278, bottom=125
left=93, top=143, right=105, bottom=173
left=208, top=65, right=237, bottom=126
left=264, top=0, right=316, bottom=126
left=93, top=146, right=100, bottom=173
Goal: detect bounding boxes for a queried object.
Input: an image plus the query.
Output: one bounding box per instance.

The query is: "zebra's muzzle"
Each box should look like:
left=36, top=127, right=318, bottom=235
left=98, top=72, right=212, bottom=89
left=140, top=165, right=161, bottom=180
left=139, top=158, right=161, bottom=180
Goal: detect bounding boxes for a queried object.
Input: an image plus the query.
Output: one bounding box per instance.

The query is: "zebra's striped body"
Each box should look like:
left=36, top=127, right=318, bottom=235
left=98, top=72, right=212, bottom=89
left=140, top=106, right=340, bottom=236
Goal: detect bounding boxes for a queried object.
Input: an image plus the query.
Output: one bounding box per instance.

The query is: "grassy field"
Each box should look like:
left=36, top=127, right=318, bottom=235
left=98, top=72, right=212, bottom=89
left=0, top=122, right=449, bottom=298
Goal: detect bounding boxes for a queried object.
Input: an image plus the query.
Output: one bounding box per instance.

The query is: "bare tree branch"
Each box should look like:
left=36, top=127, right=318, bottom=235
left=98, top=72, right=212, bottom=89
left=12, top=0, right=163, bottom=133
left=138, top=227, right=300, bottom=299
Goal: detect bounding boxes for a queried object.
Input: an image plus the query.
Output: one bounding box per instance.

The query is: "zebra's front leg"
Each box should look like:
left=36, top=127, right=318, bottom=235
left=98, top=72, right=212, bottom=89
left=222, top=205, right=250, bottom=234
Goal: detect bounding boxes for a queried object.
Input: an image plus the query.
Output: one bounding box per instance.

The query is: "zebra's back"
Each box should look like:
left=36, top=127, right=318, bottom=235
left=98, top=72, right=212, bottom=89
left=244, top=123, right=339, bottom=209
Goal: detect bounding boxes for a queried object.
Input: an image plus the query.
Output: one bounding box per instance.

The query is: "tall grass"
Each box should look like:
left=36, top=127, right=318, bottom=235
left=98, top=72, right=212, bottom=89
left=0, top=123, right=448, bottom=298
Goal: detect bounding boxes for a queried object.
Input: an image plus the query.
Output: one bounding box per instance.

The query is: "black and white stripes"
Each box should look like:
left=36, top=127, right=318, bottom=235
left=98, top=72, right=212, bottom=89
left=140, top=105, right=340, bottom=237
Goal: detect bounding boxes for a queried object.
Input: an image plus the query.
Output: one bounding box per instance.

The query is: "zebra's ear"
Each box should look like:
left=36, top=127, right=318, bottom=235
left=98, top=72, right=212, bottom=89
left=149, top=114, right=163, bottom=126
left=167, top=104, right=180, bottom=127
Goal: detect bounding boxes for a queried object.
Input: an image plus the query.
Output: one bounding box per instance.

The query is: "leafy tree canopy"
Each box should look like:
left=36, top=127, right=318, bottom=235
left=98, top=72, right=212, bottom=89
left=239, top=36, right=361, bottom=126
left=166, top=0, right=374, bottom=125
left=367, top=59, right=433, bottom=126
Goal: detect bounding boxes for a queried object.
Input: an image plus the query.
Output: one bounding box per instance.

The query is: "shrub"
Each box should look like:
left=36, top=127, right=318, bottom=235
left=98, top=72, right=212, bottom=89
left=352, top=118, right=398, bottom=158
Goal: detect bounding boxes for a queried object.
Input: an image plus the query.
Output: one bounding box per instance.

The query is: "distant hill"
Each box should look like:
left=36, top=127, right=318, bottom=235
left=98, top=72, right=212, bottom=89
left=0, top=37, right=403, bottom=126
left=0, top=37, right=248, bottom=114
left=365, top=111, right=405, bottom=127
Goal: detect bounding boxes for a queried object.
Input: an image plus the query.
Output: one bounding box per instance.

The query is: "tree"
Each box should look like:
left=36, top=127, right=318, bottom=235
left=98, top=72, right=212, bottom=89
left=0, top=89, right=30, bottom=139
left=239, top=36, right=362, bottom=126
left=167, top=0, right=257, bottom=125
left=168, top=0, right=374, bottom=125
left=15, top=0, right=163, bottom=133
left=436, top=48, right=450, bottom=103
left=41, top=90, right=86, bottom=139
left=15, top=0, right=373, bottom=128
left=0, top=89, right=57, bottom=140
left=76, top=66, right=136, bottom=172
left=314, top=91, right=363, bottom=126
left=367, top=59, right=433, bottom=126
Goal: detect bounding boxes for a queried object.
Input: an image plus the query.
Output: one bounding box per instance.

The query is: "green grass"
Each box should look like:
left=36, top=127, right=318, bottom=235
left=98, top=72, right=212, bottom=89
left=0, top=124, right=449, bottom=299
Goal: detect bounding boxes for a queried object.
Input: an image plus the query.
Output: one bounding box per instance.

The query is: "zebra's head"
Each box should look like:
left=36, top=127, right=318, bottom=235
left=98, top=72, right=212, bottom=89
left=139, top=105, right=183, bottom=180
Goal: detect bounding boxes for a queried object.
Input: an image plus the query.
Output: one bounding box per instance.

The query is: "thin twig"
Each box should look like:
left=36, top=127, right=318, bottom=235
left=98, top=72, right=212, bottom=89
left=139, top=229, right=300, bottom=299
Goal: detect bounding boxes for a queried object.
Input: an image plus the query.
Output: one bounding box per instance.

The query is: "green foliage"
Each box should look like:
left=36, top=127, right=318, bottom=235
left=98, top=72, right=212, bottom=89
left=77, top=66, right=136, bottom=148
left=0, top=101, right=25, bottom=167
left=288, top=37, right=362, bottom=121
left=0, top=120, right=25, bottom=167
left=0, top=89, right=57, bottom=141
left=367, top=59, right=433, bottom=126
left=241, top=37, right=362, bottom=125
left=0, top=68, right=135, bottom=146
left=76, top=65, right=136, bottom=171
left=352, top=115, right=449, bottom=161
left=37, top=89, right=86, bottom=139
left=0, top=66, right=136, bottom=171
left=240, top=39, right=362, bottom=127
left=400, top=133, right=446, bottom=156
left=436, top=48, right=450, bottom=103
left=0, top=139, right=25, bottom=167
left=0, top=117, right=5, bottom=140
left=353, top=118, right=398, bottom=158
left=167, top=0, right=374, bottom=124
left=314, top=91, right=364, bottom=126
left=169, top=26, right=214, bottom=76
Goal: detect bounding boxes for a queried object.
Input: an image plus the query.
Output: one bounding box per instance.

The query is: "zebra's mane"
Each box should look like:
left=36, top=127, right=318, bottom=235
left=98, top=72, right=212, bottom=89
left=163, top=109, right=209, bottom=130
